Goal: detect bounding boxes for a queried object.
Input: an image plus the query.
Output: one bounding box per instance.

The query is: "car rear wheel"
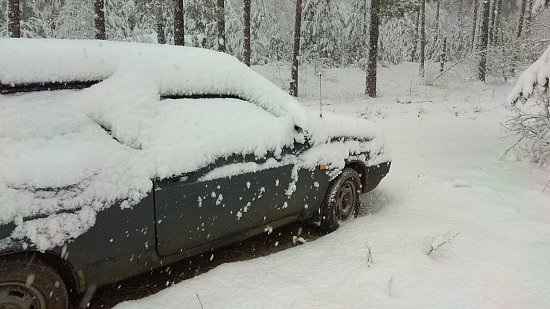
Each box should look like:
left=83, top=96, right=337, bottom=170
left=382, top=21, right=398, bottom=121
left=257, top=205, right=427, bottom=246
left=320, top=167, right=361, bottom=232
left=0, top=257, right=68, bottom=309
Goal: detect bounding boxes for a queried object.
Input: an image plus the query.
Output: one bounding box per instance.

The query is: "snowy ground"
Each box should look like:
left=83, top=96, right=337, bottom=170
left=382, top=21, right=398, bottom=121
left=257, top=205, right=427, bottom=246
left=114, top=63, right=550, bottom=308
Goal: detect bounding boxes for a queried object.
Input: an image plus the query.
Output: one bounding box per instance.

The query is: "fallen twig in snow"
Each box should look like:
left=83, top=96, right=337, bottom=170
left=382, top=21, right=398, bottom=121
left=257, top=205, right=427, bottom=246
left=366, top=241, right=373, bottom=267
left=196, top=293, right=204, bottom=309
left=426, top=232, right=460, bottom=256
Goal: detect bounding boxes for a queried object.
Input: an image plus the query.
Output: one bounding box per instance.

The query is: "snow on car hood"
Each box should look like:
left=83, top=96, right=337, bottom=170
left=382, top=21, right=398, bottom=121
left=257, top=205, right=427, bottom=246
left=0, top=39, right=390, bottom=251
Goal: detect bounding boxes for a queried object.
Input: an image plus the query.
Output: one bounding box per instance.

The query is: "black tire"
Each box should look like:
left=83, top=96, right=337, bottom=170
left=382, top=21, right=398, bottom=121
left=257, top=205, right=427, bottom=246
left=0, top=257, right=69, bottom=309
left=320, top=167, right=361, bottom=232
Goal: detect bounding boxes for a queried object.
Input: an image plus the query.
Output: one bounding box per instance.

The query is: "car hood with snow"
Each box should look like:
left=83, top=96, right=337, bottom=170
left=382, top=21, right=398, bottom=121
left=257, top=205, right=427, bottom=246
left=0, top=39, right=391, bottom=251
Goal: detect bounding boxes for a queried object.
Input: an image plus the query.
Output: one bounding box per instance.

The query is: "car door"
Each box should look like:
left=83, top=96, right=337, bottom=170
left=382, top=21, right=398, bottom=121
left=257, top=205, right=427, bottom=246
left=153, top=97, right=311, bottom=257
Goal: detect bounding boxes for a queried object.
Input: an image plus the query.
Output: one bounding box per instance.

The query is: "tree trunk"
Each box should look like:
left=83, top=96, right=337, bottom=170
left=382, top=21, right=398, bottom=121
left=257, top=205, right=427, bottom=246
left=8, top=0, right=20, bottom=38
left=471, top=0, right=479, bottom=51
left=94, top=0, right=106, bottom=40
left=477, top=0, right=491, bottom=82
left=419, top=0, right=426, bottom=77
left=156, top=0, right=166, bottom=44
left=366, top=0, right=380, bottom=97
left=488, top=0, right=495, bottom=45
left=243, top=0, right=251, bottom=66
left=435, top=0, right=441, bottom=38
left=290, top=0, right=303, bottom=97
left=411, top=9, right=420, bottom=62
left=217, top=0, right=226, bottom=52
left=440, top=37, right=447, bottom=73
left=526, top=0, right=534, bottom=37
left=516, top=0, right=527, bottom=38
left=174, top=0, right=185, bottom=45
left=491, top=0, right=503, bottom=43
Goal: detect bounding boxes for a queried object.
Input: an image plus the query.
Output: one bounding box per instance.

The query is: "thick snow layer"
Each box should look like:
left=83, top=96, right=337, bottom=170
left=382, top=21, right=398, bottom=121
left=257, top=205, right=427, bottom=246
left=0, top=39, right=307, bottom=125
left=115, top=63, right=550, bottom=309
left=508, top=46, right=550, bottom=104
left=0, top=39, right=389, bottom=251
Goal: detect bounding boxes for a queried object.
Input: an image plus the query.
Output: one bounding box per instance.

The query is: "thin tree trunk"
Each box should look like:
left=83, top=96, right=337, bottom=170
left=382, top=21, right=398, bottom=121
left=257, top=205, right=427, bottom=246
left=435, top=0, right=441, bottom=38
left=477, top=0, right=491, bottom=81
left=94, top=0, right=106, bottom=40
left=217, top=0, right=226, bottom=52
left=488, top=0, right=495, bottom=45
left=174, top=0, right=185, bottom=45
left=411, top=9, right=420, bottom=62
left=419, top=0, right=426, bottom=77
left=440, top=37, right=447, bottom=73
left=156, top=0, right=166, bottom=44
left=526, top=0, right=534, bottom=37
left=243, top=0, right=251, bottom=66
left=366, top=0, right=380, bottom=97
left=8, top=0, right=20, bottom=38
left=491, top=0, right=502, bottom=43
left=458, top=0, right=464, bottom=26
left=471, top=0, right=479, bottom=51
left=363, top=0, right=368, bottom=36
left=290, top=0, right=303, bottom=97
left=517, top=0, right=527, bottom=38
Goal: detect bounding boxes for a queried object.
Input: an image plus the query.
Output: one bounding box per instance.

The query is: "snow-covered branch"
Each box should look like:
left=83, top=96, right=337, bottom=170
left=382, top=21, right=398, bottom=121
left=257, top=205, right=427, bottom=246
left=508, top=46, right=550, bottom=104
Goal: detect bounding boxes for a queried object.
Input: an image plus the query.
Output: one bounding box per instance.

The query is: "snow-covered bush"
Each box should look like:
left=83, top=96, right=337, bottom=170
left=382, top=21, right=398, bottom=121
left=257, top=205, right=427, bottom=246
left=506, top=46, right=550, bottom=166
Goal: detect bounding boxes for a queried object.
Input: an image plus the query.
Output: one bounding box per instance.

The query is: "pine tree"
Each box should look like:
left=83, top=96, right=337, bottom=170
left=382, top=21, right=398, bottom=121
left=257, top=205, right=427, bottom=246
left=174, top=0, right=184, bottom=45
left=54, top=0, right=95, bottom=39
left=366, top=0, right=381, bottom=97
left=244, top=0, right=251, bottom=66
left=290, top=0, right=302, bottom=97
left=94, top=0, right=106, bottom=39
left=477, top=0, right=491, bottom=81
left=471, top=0, right=479, bottom=50
left=419, top=0, right=426, bottom=77
left=217, top=0, right=226, bottom=52
left=435, top=0, right=441, bottom=37
left=301, top=0, right=342, bottom=65
left=184, top=0, right=217, bottom=48
left=516, top=0, right=527, bottom=38
left=156, top=0, right=166, bottom=44
left=344, top=0, right=369, bottom=65
left=8, top=0, right=21, bottom=37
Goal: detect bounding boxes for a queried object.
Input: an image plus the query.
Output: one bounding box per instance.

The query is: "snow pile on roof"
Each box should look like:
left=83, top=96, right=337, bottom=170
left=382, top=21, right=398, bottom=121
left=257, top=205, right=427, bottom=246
left=0, top=39, right=390, bottom=251
left=507, top=46, right=550, bottom=104
left=0, top=38, right=307, bottom=126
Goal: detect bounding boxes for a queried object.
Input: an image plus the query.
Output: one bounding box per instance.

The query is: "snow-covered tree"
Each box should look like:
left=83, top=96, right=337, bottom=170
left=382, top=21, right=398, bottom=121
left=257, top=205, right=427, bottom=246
left=506, top=46, right=550, bottom=166
left=53, top=0, right=95, bottom=39
left=301, top=0, right=344, bottom=66
left=343, top=0, right=369, bottom=65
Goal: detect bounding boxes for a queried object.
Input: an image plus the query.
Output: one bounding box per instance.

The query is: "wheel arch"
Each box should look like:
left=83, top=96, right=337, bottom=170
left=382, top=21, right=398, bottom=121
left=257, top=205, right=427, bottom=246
left=0, top=250, right=82, bottom=302
left=345, top=160, right=368, bottom=193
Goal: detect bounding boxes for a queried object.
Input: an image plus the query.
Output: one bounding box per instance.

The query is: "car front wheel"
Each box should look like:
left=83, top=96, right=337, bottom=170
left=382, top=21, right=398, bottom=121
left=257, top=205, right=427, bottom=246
left=320, top=167, right=361, bottom=232
left=0, top=257, right=69, bottom=309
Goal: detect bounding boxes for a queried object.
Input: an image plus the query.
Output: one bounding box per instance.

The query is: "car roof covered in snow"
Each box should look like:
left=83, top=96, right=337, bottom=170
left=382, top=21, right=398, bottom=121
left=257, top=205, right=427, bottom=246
left=0, top=38, right=307, bottom=125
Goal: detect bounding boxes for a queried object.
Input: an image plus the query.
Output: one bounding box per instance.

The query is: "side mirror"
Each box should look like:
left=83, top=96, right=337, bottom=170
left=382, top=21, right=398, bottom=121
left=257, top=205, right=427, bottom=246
left=293, top=125, right=310, bottom=146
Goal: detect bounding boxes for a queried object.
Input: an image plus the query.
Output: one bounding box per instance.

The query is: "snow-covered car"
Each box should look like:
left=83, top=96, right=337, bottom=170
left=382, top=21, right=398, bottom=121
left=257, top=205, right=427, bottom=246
left=0, top=39, right=391, bottom=308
